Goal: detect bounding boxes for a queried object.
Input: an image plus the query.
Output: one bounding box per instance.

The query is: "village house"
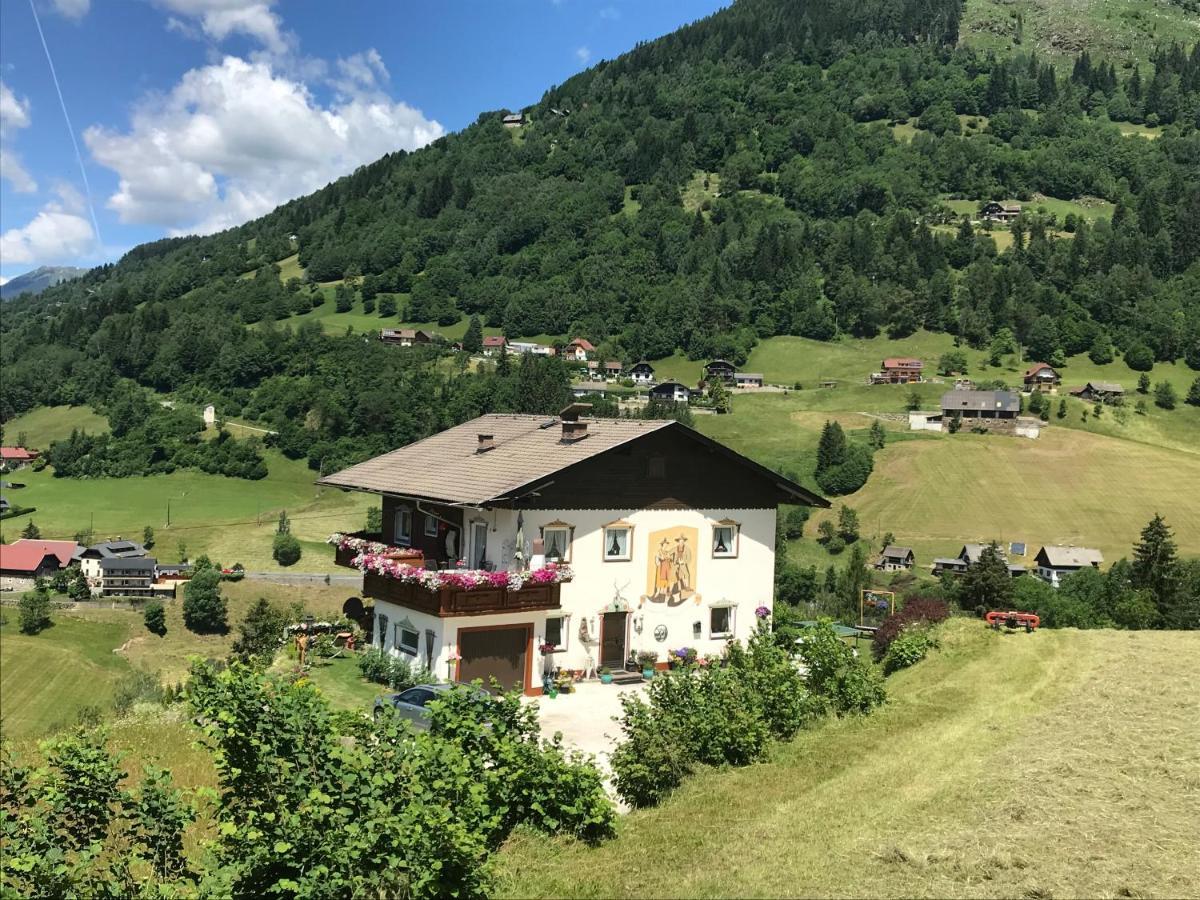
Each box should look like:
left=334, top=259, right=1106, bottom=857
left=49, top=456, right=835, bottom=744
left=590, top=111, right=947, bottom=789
left=507, top=341, right=555, bottom=357
left=564, top=338, right=595, bottom=362
left=874, top=545, right=915, bottom=572
left=981, top=201, right=1021, bottom=223
left=0, top=539, right=81, bottom=592
left=585, top=360, right=602, bottom=381
left=603, top=361, right=623, bottom=379
left=482, top=335, right=507, bottom=356
left=1070, top=381, right=1125, bottom=404
left=0, top=447, right=39, bottom=470
left=734, top=373, right=764, bottom=389
left=502, top=112, right=526, bottom=127
left=571, top=384, right=608, bottom=400
left=99, top=556, right=158, bottom=598
left=1023, top=363, right=1060, bottom=392
left=932, top=543, right=1026, bottom=578
left=628, top=362, right=656, bottom=385
left=1033, top=545, right=1103, bottom=587
left=649, top=382, right=691, bottom=404
left=871, top=358, right=923, bottom=385
left=75, top=539, right=148, bottom=593
left=381, top=328, right=434, bottom=347
left=320, top=407, right=827, bottom=694
left=703, top=359, right=738, bottom=384
left=940, top=389, right=1020, bottom=420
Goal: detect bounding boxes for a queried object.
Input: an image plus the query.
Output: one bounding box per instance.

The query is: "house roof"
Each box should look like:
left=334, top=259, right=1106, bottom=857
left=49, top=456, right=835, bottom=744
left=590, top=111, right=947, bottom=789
left=1024, top=362, right=1056, bottom=378
left=0, top=447, right=36, bottom=461
left=1036, top=546, right=1103, bottom=568
left=502, top=113, right=524, bottom=122
left=940, top=390, right=1020, bottom=413
left=81, top=540, right=147, bottom=559
left=1074, top=381, right=1124, bottom=394
left=882, top=358, right=923, bottom=368
left=482, top=335, right=506, bottom=346
left=100, top=556, right=157, bottom=572
left=734, top=372, right=763, bottom=380
left=568, top=338, right=595, bottom=351
left=880, top=545, right=914, bottom=560
left=318, top=413, right=827, bottom=508
left=604, top=360, right=622, bottom=369
left=961, top=543, right=1004, bottom=563
left=630, top=361, right=654, bottom=370
left=705, top=359, right=737, bottom=369
left=650, top=381, right=690, bottom=392
left=0, top=539, right=81, bottom=573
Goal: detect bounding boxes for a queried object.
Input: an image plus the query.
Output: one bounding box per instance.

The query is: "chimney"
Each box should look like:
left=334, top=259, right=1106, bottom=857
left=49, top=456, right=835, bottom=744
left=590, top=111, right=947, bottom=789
left=476, top=433, right=495, bottom=453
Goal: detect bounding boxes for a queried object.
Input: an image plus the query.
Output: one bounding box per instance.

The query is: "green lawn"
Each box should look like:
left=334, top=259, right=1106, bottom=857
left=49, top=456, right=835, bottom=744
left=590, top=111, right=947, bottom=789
left=1114, top=121, right=1163, bottom=139
left=2, top=405, right=108, bottom=448
left=497, top=621, right=1200, bottom=898
left=0, top=439, right=371, bottom=573
left=0, top=613, right=135, bottom=742
left=301, top=653, right=386, bottom=712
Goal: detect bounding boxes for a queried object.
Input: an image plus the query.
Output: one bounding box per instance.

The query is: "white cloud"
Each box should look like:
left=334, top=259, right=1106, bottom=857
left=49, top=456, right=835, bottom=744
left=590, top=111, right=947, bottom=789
left=84, top=55, right=443, bottom=235
left=0, top=80, right=37, bottom=193
left=0, top=276, right=8, bottom=286
left=334, top=48, right=389, bottom=95
left=599, top=6, right=620, bottom=20
left=52, top=0, right=90, bottom=20
left=154, top=0, right=288, bottom=54
left=0, top=185, right=95, bottom=264
left=575, top=46, right=591, bottom=64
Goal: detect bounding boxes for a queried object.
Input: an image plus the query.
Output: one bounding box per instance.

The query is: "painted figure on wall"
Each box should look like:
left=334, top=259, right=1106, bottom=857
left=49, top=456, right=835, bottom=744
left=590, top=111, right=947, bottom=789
left=642, top=526, right=700, bottom=606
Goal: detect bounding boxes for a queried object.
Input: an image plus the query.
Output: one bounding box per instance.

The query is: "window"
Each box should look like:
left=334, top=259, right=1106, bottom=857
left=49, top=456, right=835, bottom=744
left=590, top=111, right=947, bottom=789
left=544, top=615, right=568, bottom=651
left=376, top=613, right=389, bottom=649
left=424, top=629, right=437, bottom=671
left=468, top=521, right=488, bottom=569
left=646, top=455, right=665, bottom=479
left=603, top=524, right=632, bottom=561
left=710, top=605, right=735, bottom=639
left=398, top=687, right=437, bottom=707
left=395, top=624, right=420, bottom=656
left=712, top=520, right=740, bottom=558
left=424, top=514, right=439, bottom=538
left=541, top=522, right=572, bottom=562
left=393, top=506, right=412, bottom=546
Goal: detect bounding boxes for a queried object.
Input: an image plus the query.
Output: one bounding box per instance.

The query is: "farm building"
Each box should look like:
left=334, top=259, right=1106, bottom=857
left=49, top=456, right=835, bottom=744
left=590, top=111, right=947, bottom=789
left=1023, top=363, right=1060, bottom=392
left=75, top=539, right=148, bottom=591
left=99, top=556, right=158, bottom=598
left=871, top=358, right=923, bottom=384
left=603, top=361, right=623, bottom=378
left=875, top=546, right=915, bottom=572
left=940, top=390, right=1020, bottom=419
left=1070, top=381, right=1125, bottom=403
left=649, top=382, right=691, bottom=403
left=0, top=447, right=39, bottom=470
left=319, top=406, right=827, bottom=695
left=1034, top=546, right=1103, bottom=587
left=571, top=384, right=608, bottom=400
left=0, top=539, right=81, bottom=592
left=932, top=543, right=1026, bottom=578
left=502, top=112, right=526, bottom=127
left=507, top=341, right=555, bottom=357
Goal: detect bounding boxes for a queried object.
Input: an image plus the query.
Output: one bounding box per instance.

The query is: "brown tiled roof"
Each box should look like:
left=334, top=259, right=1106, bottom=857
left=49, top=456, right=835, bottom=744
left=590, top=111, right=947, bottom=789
left=1036, top=546, right=1103, bottom=567
left=318, top=414, right=826, bottom=507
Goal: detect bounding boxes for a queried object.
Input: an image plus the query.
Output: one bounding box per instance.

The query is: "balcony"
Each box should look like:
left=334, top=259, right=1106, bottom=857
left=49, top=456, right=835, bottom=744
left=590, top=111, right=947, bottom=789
left=329, top=532, right=422, bottom=569
left=363, top=572, right=563, bottom=618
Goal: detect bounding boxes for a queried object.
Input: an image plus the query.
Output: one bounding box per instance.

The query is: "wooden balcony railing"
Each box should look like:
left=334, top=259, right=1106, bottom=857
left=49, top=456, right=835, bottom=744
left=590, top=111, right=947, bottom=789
left=362, top=572, right=562, bottom=618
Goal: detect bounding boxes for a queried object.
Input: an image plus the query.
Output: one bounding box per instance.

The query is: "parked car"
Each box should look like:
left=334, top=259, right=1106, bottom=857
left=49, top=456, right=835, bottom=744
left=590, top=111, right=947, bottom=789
left=372, top=683, right=489, bottom=730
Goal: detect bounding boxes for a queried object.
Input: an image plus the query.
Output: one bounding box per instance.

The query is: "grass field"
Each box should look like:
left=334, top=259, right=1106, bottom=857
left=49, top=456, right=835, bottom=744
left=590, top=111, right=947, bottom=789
left=0, top=408, right=371, bottom=571
left=1, top=404, right=108, bottom=447
left=497, top=620, right=1200, bottom=898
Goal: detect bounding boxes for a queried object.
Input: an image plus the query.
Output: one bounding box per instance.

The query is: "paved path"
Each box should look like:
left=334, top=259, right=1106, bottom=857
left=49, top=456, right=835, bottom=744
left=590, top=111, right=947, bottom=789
left=244, top=571, right=363, bottom=587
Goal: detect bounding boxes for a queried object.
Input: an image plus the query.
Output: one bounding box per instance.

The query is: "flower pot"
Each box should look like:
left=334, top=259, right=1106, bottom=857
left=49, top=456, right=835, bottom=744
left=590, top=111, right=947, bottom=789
left=641, top=667, right=655, bottom=679
left=548, top=688, right=558, bottom=698
left=599, top=673, right=614, bottom=684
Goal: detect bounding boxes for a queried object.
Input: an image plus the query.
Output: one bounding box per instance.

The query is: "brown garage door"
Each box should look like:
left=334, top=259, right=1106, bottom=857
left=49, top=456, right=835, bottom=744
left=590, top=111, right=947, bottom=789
left=458, top=627, right=529, bottom=693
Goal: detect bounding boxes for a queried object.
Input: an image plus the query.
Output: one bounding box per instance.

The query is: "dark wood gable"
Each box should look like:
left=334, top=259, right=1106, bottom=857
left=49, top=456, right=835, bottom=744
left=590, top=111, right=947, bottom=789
left=501, top=426, right=818, bottom=510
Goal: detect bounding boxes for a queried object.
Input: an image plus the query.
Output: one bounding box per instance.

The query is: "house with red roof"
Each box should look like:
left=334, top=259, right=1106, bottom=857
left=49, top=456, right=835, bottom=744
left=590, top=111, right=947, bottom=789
left=1023, top=362, right=1060, bottom=392
left=482, top=335, right=507, bottom=356
left=564, top=338, right=595, bottom=362
left=871, top=358, right=923, bottom=384
left=0, top=539, right=82, bottom=591
left=0, top=447, right=39, bottom=470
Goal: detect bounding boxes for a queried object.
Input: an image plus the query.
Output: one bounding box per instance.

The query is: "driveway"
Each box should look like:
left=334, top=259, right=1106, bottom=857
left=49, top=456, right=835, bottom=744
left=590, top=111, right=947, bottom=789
left=531, top=680, right=646, bottom=768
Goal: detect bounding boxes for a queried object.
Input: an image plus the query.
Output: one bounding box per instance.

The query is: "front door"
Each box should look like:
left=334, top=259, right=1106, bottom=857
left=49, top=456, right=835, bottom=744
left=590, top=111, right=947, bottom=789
left=601, top=612, right=628, bottom=669
left=458, top=626, right=529, bottom=693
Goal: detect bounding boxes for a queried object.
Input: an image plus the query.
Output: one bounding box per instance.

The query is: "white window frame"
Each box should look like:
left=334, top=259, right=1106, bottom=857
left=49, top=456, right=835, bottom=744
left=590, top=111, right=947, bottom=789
left=468, top=520, right=488, bottom=569
left=709, top=604, right=736, bottom=639
left=541, top=522, right=573, bottom=563
left=602, top=523, right=633, bottom=562
left=393, top=505, right=413, bottom=547
left=543, top=614, right=569, bottom=652
left=395, top=623, right=420, bottom=656
left=712, top=520, right=740, bottom=559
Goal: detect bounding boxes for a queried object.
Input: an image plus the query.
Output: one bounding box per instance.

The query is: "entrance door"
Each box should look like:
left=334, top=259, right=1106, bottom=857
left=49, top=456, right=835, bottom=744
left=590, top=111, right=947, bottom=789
left=601, top=612, right=628, bottom=669
left=468, top=522, right=488, bottom=569
left=458, top=626, right=529, bottom=693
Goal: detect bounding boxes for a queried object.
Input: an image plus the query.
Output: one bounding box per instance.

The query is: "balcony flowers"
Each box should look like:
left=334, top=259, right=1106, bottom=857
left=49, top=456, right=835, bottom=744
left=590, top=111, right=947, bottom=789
left=327, top=532, right=415, bottom=557
left=669, top=646, right=698, bottom=669
left=354, top=552, right=573, bottom=593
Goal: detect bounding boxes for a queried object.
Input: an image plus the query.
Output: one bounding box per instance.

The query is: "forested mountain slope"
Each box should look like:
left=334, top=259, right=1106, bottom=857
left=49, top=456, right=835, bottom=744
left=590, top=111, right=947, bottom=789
left=2, top=0, right=1198, bottom=475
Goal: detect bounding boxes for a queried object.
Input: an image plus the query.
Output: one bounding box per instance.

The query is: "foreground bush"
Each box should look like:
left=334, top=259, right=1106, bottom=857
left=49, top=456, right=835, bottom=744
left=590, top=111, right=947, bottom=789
left=17, top=588, right=52, bottom=635
left=872, top=597, right=950, bottom=661
left=357, top=646, right=434, bottom=691
left=881, top=626, right=940, bottom=675
left=798, top=621, right=887, bottom=715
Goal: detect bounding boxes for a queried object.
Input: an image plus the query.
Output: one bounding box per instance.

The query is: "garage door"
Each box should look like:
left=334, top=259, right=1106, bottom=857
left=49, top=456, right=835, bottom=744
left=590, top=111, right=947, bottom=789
left=458, top=627, right=529, bottom=693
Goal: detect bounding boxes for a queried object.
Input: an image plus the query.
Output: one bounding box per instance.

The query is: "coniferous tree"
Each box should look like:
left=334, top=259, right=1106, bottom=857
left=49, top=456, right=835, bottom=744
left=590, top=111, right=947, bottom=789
left=1187, top=377, right=1200, bottom=407
left=1131, top=514, right=1178, bottom=618
left=1153, top=381, right=1177, bottom=410
left=816, top=421, right=847, bottom=473
left=463, top=315, right=484, bottom=354
left=1137, top=373, right=1151, bottom=394
left=957, top=542, right=1012, bottom=612
left=20, top=520, right=40, bottom=540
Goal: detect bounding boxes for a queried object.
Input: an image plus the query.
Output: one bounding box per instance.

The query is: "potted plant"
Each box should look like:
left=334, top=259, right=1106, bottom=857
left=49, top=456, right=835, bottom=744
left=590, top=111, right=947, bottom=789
left=598, top=666, right=614, bottom=685
left=539, top=641, right=558, bottom=694
left=636, top=650, right=658, bottom=679
left=670, top=646, right=698, bottom=669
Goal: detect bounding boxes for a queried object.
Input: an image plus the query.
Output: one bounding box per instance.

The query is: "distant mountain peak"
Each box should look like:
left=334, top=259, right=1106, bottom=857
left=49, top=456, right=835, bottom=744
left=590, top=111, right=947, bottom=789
left=0, top=266, right=88, bottom=301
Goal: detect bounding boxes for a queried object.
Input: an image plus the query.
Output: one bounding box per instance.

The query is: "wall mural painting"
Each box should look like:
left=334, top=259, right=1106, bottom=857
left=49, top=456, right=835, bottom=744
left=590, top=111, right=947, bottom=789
left=641, top=526, right=701, bottom=607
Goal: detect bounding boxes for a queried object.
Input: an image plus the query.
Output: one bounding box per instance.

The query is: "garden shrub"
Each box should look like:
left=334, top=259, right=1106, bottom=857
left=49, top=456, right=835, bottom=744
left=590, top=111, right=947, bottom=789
left=872, top=597, right=950, bottom=660
left=881, top=625, right=939, bottom=675
left=143, top=600, right=166, bottom=635
left=271, top=532, right=302, bottom=566
left=17, top=588, right=52, bottom=634
left=357, top=647, right=434, bottom=691
left=610, top=693, right=691, bottom=808
left=797, top=620, right=886, bottom=715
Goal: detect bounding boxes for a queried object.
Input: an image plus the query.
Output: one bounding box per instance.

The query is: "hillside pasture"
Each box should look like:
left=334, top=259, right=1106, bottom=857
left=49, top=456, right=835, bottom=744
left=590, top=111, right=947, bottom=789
left=2, top=404, right=108, bottom=448
left=498, top=622, right=1200, bottom=898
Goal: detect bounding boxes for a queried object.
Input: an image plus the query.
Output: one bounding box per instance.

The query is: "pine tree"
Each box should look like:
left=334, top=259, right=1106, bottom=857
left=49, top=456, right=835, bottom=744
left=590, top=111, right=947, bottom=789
left=816, top=421, right=847, bottom=473
left=1137, top=372, right=1150, bottom=393
left=1154, top=381, right=1177, bottom=410
left=1187, top=377, right=1200, bottom=407
left=958, top=542, right=1012, bottom=611
left=1057, top=398, right=1067, bottom=419
left=837, top=505, right=860, bottom=542
left=1131, top=514, right=1178, bottom=616
left=20, top=520, right=40, bottom=540
left=868, top=419, right=886, bottom=450
left=463, top=315, right=483, bottom=353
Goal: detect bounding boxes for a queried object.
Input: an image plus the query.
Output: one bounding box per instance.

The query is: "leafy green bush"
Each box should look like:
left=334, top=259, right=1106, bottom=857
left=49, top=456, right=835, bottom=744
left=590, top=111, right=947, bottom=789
left=271, top=532, right=302, bottom=566
left=797, top=621, right=886, bottom=715
left=881, top=625, right=939, bottom=675
left=182, top=567, right=227, bottom=634
left=872, top=597, right=949, bottom=660
left=143, top=600, right=166, bottom=635
left=357, top=647, right=434, bottom=691
left=610, top=693, right=690, bottom=807
left=17, top=588, right=52, bottom=635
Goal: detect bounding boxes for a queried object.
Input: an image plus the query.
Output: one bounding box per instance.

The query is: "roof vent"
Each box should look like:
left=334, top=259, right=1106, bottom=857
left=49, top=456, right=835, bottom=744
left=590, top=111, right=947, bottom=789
left=476, top=434, right=495, bottom=453
left=561, top=420, right=589, bottom=443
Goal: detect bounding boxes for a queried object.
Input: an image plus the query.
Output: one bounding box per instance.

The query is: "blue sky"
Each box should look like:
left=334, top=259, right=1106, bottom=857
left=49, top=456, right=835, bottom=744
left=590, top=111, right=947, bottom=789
left=0, top=0, right=727, bottom=282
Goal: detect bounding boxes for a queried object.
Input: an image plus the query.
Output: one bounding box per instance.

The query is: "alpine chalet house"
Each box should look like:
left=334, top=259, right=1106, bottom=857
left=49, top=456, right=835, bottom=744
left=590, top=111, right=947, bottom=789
left=1033, top=545, right=1103, bottom=587
left=1022, top=363, right=1060, bottom=392
left=322, top=406, right=826, bottom=694
left=871, top=358, right=923, bottom=384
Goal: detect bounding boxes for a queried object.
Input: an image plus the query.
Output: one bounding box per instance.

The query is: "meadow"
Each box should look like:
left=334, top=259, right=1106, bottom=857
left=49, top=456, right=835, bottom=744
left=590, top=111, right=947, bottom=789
left=497, top=620, right=1200, bottom=899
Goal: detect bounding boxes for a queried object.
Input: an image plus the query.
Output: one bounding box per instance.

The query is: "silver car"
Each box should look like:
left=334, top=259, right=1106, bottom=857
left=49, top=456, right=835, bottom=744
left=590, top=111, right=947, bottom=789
left=372, top=683, right=489, bottom=730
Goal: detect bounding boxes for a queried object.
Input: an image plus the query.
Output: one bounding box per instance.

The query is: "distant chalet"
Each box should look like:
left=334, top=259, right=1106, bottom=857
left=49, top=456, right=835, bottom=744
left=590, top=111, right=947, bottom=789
left=502, top=112, right=526, bottom=127
left=871, top=358, right=923, bottom=385
left=1070, top=381, right=1124, bottom=403
left=981, top=201, right=1021, bottom=222
left=381, top=328, right=433, bottom=347
left=939, top=389, right=1020, bottom=419
left=1023, top=363, right=1060, bottom=391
